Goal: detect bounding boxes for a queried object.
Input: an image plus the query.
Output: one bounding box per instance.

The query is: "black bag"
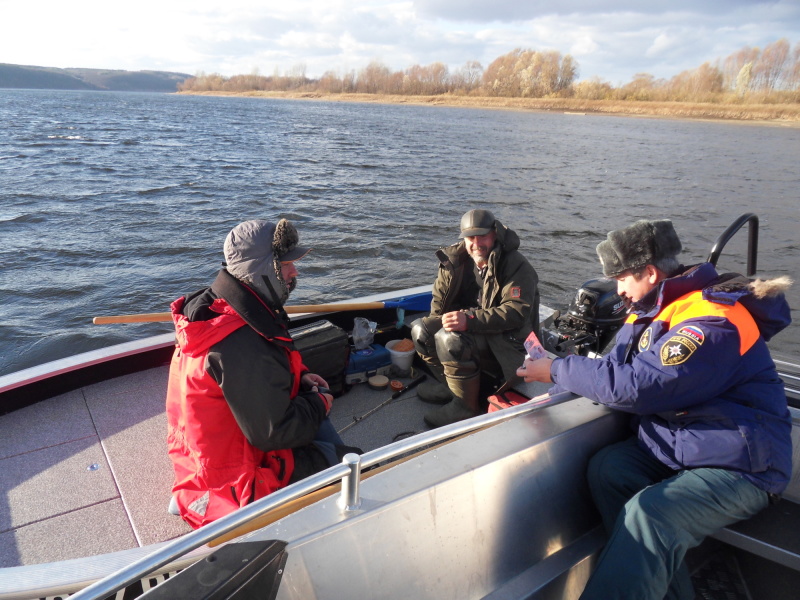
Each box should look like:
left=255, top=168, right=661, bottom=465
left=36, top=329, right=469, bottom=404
left=290, top=320, right=350, bottom=396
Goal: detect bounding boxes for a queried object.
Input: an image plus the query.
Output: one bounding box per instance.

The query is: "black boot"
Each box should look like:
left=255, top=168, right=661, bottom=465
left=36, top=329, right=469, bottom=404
left=424, top=374, right=481, bottom=428
left=417, top=363, right=453, bottom=404
left=417, top=381, right=454, bottom=404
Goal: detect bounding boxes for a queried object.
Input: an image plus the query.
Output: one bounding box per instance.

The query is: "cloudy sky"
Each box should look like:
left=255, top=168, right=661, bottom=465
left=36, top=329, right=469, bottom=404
left=3, top=0, right=799, bottom=85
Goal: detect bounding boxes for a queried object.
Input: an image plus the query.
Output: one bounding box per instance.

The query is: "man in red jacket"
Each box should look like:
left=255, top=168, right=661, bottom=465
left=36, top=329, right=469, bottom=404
left=166, top=219, right=355, bottom=528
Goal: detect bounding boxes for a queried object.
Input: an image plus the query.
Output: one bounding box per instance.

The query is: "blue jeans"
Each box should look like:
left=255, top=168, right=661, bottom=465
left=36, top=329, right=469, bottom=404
left=580, top=437, right=769, bottom=600
left=312, top=417, right=346, bottom=466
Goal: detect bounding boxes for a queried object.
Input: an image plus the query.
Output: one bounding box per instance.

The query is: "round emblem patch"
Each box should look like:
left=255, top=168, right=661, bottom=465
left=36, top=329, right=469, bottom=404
left=660, top=335, right=698, bottom=366
left=639, top=328, right=652, bottom=352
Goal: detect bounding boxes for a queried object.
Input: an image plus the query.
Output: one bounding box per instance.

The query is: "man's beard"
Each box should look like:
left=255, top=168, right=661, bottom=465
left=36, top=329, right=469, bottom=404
left=470, top=248, right=490, bottom=266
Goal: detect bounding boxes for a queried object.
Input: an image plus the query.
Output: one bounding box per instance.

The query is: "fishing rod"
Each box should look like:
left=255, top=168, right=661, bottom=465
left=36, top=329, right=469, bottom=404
left=337, top=373, right=427, bottom=434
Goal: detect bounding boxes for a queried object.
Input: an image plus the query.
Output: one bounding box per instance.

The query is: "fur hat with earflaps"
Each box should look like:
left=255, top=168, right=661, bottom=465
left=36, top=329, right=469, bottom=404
left=224, top=218, right=310, bottom=306
left=270, top=218, right=310, bottom=299
left=273, top=219, right=310, bottom=263
left=596, top=219, right=683, bottom=277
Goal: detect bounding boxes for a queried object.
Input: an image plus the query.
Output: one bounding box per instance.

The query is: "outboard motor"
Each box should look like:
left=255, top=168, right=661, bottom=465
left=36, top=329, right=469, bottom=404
left=541, top=278, right=628, bottom=358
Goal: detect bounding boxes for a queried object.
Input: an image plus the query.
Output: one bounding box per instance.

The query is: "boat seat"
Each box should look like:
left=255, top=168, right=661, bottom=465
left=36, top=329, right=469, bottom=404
left=711, top=407, right=800, bottom=572
left=711, top=498, right=800, bottom=572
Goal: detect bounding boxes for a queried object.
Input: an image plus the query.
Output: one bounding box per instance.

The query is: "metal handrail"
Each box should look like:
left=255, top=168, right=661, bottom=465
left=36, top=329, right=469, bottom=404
left=68, top=389, right=577, bottom=600
left=706, top=213, right=759, bottom=276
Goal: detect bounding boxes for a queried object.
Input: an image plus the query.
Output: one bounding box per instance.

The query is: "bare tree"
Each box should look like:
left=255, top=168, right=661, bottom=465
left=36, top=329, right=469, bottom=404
left=788, top=42, right=800, bottom=92
left=619, top=73, right=659, bottom=101
left=386, top=71, right=405, bottom=94
left=287, top=63, right=308, bottom=90
left=557, top=55, right=579, bottom=94
left=318, top=70, right=342, bottom=93
left=341, top=69, right=357, bottom=93
left=667, top=62, right=723, bottom=100
left=723, top=46, right=761, bottom=91
left=179, top=72, right=228, bottom=92
left=403, top=64, right=425, bottom=95
left=751, top=38, right=790, bottom=93
left=573, top=77, right=613, bottom=100
left=357, top=61, right=392, bottom=93
left=482, top=48, right=521, bottom=96
left=403, top=62, right=450, bottom=95
left=455, top=60, right=483, bottom=93
left=426, top=62, right=450, bottom=94
left=482, top=48, right=578, bottom=97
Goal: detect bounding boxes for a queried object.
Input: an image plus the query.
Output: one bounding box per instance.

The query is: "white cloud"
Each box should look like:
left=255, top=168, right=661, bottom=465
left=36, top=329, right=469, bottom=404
left=570, top=34, right=599, bottom=58
left=411, top=0, right=775, bottom=23
left=646, top=33, right=679, bottom=58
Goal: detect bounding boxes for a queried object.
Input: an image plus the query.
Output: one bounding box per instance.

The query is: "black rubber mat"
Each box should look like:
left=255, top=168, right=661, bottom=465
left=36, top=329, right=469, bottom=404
left=692, top=550, right=751, bottom=600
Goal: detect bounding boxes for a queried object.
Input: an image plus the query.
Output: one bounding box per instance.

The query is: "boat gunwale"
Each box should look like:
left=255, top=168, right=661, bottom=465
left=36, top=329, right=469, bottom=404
left=0, top=333, right=177, bottom=397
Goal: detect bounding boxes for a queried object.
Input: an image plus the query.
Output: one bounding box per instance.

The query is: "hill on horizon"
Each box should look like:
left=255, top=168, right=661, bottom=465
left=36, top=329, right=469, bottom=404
left=0, top=63, right=192, bottom=92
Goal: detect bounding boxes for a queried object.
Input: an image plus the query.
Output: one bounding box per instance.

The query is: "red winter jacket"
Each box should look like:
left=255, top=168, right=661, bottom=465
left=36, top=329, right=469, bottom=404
left=166, top=277, right=328, bottom=528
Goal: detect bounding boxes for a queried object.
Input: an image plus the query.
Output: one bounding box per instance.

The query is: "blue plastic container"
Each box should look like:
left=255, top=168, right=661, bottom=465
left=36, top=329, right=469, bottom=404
left=345, top=344, right=392, bottom=384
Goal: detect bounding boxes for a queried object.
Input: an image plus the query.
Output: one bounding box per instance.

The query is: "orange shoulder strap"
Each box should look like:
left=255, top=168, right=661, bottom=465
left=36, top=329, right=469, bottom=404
left=655, top=291, right=759, bottom=356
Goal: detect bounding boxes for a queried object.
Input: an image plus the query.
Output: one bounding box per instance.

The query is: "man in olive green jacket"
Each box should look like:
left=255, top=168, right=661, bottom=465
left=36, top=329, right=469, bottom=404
left=411, top=209, right=540, bottom=427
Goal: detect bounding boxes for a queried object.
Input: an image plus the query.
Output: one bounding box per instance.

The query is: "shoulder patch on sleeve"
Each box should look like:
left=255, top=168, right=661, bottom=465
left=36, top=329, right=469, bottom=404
left=510, top=287, right=521, bottom=298
left=639, top=327, right=652, bottom=352
left=676, top=325, right=704, bottom=345
left=660, top=335, right=699, bottom=366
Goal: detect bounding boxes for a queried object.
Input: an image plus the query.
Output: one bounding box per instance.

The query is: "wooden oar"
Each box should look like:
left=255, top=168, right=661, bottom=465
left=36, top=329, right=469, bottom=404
left=92, top=293, right=432, bottom=324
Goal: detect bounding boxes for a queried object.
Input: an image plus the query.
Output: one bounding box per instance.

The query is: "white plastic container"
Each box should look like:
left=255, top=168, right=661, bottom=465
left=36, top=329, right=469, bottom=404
left=385, top=339, right=415, bottom=370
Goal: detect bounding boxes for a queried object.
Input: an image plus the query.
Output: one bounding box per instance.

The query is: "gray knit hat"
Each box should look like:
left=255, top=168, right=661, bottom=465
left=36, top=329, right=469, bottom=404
left=596, top=219, right=682, bottom=277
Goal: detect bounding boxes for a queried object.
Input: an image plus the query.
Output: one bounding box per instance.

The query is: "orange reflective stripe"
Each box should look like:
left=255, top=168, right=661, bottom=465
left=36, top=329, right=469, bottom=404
left=653, top=291, right=759, bottom=356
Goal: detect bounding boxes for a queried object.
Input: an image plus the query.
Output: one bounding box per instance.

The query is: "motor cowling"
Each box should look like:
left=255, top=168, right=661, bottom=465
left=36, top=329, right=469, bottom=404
left=541, top=278, right=628, bottom=358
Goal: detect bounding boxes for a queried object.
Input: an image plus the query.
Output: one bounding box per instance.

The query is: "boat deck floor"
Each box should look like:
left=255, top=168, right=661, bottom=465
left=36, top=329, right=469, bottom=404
left=0, top=365, right=186, bottom=568
left=1, top=363, right=548, bottom=568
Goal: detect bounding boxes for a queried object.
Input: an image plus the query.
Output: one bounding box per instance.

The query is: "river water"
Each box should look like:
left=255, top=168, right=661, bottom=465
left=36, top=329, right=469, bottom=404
left=1, top=90, right=798, bottom=377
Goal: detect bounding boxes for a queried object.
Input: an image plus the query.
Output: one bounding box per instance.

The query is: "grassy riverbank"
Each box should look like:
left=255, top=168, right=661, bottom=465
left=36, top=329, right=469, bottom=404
left=180, top=90, right=800, bottom=126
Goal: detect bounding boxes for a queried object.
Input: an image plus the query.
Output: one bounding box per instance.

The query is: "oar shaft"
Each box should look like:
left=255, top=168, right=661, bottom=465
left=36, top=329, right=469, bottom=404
left=286, top=302, right=386, bottom=313
left=92, top=302, right=389, bottom=324
left=93, top=313, right=172, bottom=324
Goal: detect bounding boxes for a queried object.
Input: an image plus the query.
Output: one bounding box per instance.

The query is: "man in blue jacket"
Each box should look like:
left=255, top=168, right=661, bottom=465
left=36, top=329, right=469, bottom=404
left=518, top=219, right=792, bottom=600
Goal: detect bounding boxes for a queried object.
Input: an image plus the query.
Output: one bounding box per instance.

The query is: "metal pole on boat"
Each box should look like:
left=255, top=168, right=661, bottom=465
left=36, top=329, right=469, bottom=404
left=339, top=453, right=363, bottom=511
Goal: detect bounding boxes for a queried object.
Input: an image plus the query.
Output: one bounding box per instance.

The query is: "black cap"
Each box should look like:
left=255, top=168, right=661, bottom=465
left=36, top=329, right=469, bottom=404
left=459, top=209, right=496, bottom=238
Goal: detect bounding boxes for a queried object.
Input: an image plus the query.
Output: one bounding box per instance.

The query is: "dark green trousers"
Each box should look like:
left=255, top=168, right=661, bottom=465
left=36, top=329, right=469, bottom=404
left=580, top=437, right=768, bottom=600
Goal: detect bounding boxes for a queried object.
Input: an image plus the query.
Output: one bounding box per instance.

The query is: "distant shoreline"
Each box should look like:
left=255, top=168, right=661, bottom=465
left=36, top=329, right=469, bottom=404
left=178, top=90, right=800, bottom=127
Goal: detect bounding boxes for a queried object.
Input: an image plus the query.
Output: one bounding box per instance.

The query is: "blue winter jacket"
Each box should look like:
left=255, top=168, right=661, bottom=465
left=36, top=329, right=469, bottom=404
left=550, top=262, right=792, bottom=494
